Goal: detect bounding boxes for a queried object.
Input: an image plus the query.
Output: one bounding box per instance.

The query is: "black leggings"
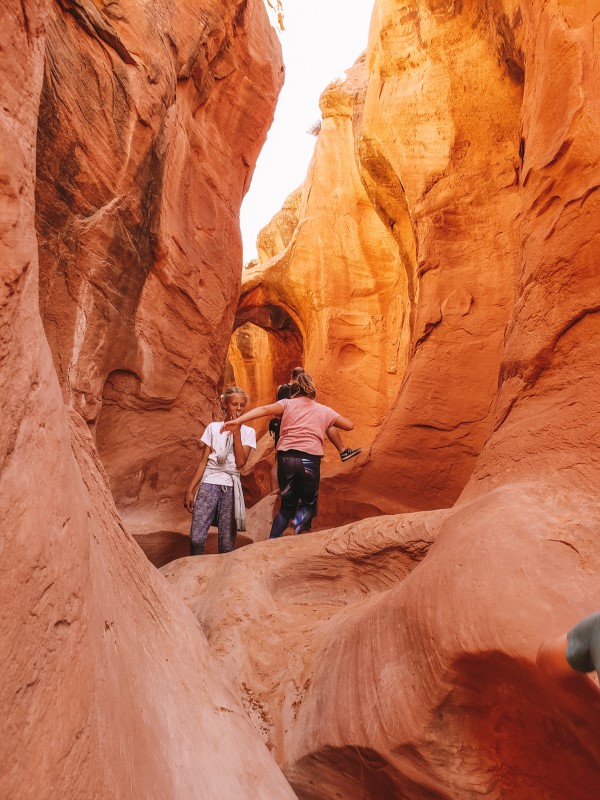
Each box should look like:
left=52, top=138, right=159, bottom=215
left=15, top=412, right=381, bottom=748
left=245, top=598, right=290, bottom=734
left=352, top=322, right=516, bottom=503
left=269, top=450, right=321, bottom=538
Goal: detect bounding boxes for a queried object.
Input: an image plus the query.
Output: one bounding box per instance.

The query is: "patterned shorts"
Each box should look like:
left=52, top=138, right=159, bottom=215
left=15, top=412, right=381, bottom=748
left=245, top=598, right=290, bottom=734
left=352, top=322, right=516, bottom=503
left=190, top=483, right=236, bottom=554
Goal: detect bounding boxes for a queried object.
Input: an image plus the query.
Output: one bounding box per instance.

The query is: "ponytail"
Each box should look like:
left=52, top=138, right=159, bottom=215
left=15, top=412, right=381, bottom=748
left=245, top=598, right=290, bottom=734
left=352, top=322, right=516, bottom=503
left=291, top=370, right=316, bottom=400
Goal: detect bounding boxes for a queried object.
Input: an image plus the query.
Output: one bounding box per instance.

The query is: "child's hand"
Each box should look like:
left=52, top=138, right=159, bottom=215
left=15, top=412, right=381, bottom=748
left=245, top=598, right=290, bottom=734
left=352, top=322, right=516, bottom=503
left=184, top=488, right=195, bottom=512
left=221, top=419, right=241, bottom=434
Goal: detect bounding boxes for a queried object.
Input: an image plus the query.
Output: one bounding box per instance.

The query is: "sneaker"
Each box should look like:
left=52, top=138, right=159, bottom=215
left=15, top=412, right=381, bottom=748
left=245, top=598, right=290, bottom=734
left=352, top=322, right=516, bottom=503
left=340, top=447, right=361, bottom=462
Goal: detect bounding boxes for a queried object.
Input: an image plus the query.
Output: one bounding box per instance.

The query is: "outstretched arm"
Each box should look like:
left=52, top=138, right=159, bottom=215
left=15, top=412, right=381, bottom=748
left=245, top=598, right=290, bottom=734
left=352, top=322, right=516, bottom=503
left=221, top=402, right=284, bottom=433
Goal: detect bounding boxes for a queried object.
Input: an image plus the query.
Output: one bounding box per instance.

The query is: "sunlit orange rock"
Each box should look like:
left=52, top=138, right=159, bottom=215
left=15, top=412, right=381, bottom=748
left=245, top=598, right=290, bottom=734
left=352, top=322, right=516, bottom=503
left=232, top=56, right=408, bottom=451
left=35, top=0, right=284, bottom=536
left=168, top=2, right=600, bottom=798
left=231, top=2, right=523, bottom=526
left=346, top=0, right=523, bottom=513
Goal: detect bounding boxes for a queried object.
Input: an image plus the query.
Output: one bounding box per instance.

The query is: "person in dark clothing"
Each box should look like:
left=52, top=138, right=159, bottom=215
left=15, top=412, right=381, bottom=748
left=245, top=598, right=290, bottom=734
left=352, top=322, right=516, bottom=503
left=268, top=380, right=293, bottom=448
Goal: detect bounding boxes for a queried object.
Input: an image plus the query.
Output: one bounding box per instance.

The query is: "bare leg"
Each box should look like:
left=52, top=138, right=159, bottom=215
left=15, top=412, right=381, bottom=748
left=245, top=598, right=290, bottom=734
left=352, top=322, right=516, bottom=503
left=326, top=426, right=344, bottom=453
left=327, top=426, right=361, bottom=462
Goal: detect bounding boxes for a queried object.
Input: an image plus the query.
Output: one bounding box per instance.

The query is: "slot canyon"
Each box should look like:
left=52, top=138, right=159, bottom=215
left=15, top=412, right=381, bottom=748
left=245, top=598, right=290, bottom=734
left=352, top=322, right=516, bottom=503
left=2, top=0, right=600, bottom=798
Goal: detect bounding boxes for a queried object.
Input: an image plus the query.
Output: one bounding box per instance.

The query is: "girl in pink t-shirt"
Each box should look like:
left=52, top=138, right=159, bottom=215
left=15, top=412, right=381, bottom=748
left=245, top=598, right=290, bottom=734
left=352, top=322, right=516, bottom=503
left=222, top=371, right=354, bottom=537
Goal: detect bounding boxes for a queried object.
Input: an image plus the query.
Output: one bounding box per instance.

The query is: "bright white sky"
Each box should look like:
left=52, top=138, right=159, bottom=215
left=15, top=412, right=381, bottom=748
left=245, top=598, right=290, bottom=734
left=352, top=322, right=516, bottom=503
left=241, top=0, right=374, bottom=262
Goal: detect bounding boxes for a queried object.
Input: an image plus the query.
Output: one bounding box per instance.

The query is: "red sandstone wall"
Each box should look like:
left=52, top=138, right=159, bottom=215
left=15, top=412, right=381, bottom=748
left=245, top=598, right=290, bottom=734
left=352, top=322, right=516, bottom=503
left=0, top=1, right=295, bottom=797
left=234, top=57, right=408, bottom=452
left=35, top=0, right=284, bottom=536
left=233, top=3, right=523, bottom=525
left=4, top=0, right=600, bottom=797
left=349, top=0, right=523, bottom=511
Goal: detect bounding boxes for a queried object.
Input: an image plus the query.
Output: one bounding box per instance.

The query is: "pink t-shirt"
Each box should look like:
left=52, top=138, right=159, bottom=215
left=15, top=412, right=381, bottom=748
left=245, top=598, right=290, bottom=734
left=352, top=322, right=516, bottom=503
left=277, top=397, right=340, bottom=456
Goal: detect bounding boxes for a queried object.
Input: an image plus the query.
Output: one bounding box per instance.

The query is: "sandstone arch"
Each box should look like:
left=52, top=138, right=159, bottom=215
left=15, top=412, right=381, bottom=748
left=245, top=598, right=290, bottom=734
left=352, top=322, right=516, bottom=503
left=231, top=59, right=411, bottom=452
left=226, top=296, right=305, bottom=437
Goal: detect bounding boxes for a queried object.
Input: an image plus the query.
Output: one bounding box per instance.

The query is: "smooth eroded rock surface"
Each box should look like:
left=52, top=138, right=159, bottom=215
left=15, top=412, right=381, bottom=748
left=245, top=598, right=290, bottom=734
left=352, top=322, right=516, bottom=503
left=0, top=2, right=295, bottom=798
left=230, top=0, right=525, bottom=526
left=165, top=500, right=600, bottom=798
left=232, top=56, right=407, bottom=450
left=35, top=0, right=284, bottom=536
left=4, top=0, right=600, bottom=798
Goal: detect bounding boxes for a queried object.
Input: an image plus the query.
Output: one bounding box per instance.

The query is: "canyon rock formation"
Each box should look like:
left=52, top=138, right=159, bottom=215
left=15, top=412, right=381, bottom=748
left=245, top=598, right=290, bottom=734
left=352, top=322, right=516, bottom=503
left=35, top=0, right=283, bottom=538
left=3, top=0, right=600, bottom=798
left=1, top=1, right=295, bottom=798
left=231, top=56, right=408, bottom=452
left=166, top=489, right=600, bottom=798
left=168, top=1, right=600, bottom=798
left=229, top=0, right=526, bottom=527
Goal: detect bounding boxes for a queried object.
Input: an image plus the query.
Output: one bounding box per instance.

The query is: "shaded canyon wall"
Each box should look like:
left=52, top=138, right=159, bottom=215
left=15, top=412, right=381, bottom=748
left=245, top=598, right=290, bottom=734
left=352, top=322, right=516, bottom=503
left=0, top=1, right=296, bottom=798
left=35, top=0, right=284, bottom=535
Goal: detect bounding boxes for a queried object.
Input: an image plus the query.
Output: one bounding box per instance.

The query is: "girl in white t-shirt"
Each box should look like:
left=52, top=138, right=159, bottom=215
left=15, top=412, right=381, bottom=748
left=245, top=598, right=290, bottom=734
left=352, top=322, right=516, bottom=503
left=184, top=387, right=256, bottom=555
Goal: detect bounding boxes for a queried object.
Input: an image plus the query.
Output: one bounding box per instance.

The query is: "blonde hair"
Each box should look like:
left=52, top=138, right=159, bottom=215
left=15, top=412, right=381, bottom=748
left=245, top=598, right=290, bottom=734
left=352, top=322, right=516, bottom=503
left=291, top=371, right=316, bottom=400
left=220, top=386, right=249, bottom=409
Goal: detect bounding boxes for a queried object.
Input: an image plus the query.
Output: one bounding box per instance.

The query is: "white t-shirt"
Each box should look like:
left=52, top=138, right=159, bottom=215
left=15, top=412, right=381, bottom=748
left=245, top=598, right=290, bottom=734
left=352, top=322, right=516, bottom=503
left=200, top=421, right=256, bottom=487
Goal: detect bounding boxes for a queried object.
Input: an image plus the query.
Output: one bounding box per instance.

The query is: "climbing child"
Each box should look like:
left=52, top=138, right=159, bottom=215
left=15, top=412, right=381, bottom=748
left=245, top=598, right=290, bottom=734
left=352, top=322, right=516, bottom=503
left=184, top=387, right=256, bottom=555
left=222, top=371, right=354, bottom=538
left=270, top=366, right=361, bottom=462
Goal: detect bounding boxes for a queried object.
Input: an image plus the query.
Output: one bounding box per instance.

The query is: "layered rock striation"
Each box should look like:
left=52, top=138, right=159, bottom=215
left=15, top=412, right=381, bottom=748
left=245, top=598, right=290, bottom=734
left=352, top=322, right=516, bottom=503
left=35, top=0, right=284, bottom=535
left=1, top=1, right=295, bottom=797
left=232, top=56, right=408, bottom=449
left=168, top=1, right=600, bottom=798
